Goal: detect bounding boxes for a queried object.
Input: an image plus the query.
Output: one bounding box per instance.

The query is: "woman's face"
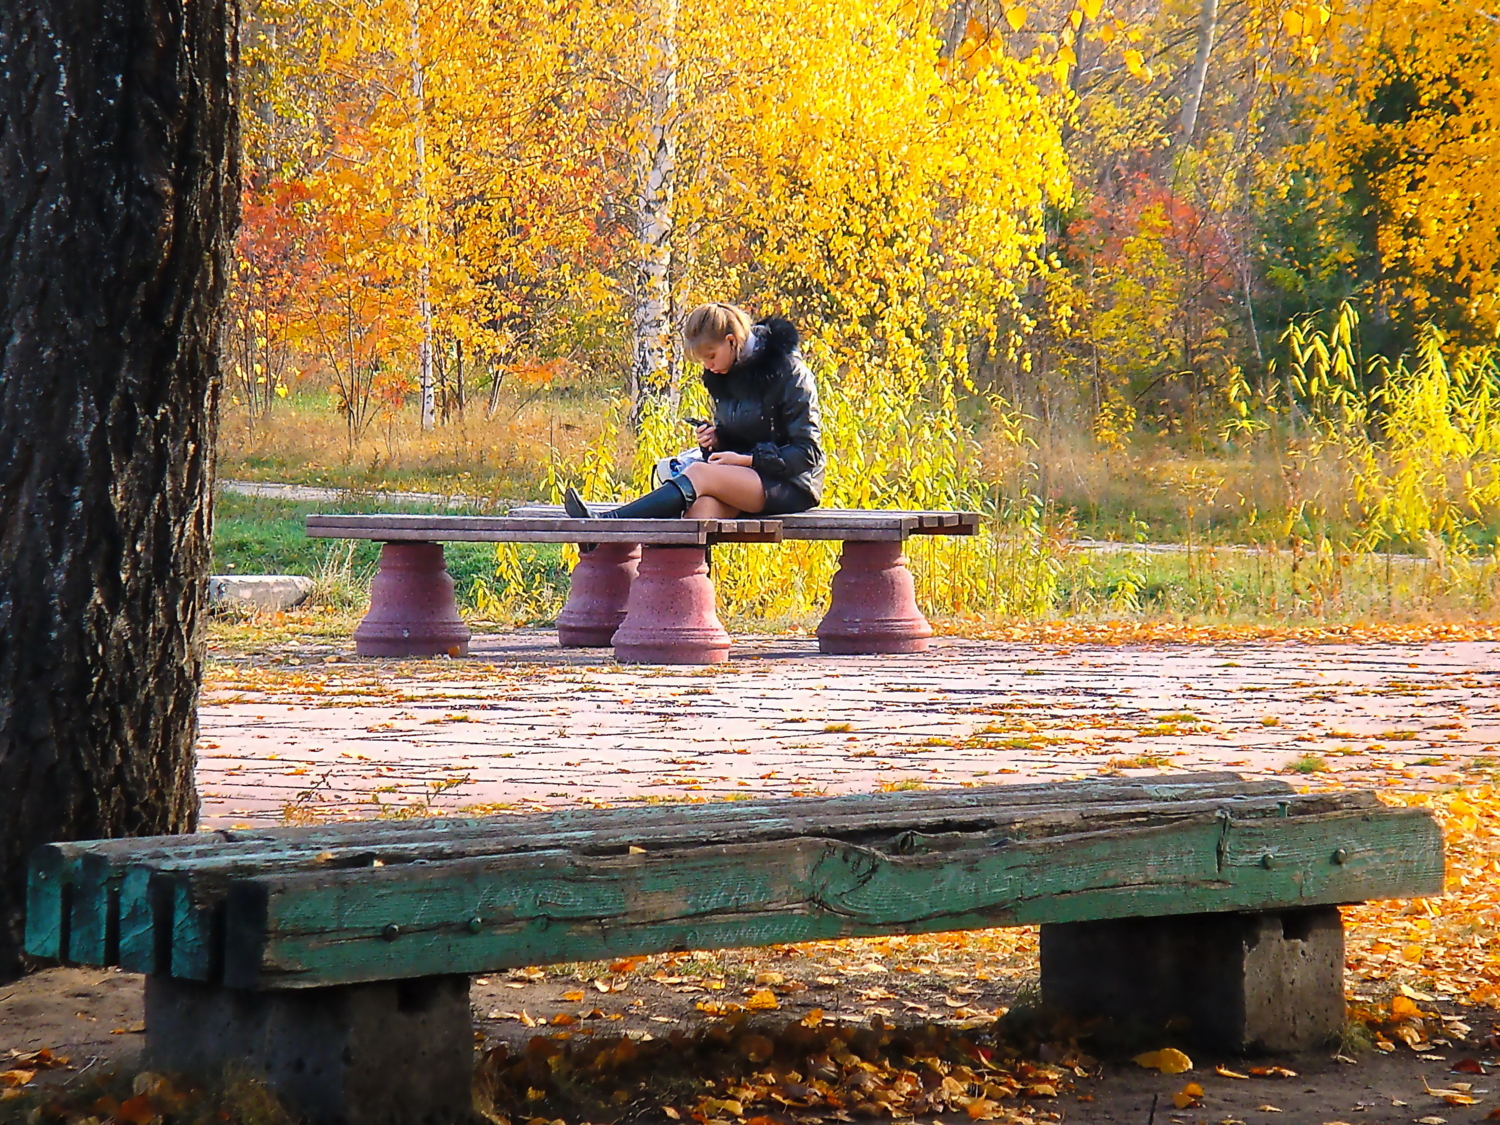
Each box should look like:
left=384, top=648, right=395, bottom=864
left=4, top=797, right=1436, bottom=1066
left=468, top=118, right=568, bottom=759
left=700, top=335, right=738, bottom=375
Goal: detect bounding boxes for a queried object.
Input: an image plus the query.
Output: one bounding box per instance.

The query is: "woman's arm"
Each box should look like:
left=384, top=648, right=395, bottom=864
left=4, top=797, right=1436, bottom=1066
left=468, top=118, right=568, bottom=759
left=750, top=362, right=822, bottom=479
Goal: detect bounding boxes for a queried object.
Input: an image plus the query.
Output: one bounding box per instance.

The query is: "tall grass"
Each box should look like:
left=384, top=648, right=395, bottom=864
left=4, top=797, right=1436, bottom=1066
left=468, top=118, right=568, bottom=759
left=218, top=311, right=1500, bottom=626
left=543, top=340, right=1067, bottom=623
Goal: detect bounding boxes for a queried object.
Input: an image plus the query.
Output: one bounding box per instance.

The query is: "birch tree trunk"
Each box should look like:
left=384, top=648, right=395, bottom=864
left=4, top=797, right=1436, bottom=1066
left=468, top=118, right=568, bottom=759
left=0, top=0, right=239, bottom=977
left=629, top=0, right=679, bottom=426
left=1178, top=0, right=1220, bottom=143
left=411, top=0, right=436, bottom=430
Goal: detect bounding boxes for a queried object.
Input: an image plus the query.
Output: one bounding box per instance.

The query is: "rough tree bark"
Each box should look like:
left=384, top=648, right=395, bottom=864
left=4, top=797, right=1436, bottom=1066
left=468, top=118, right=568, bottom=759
left=0, top=0, right=240, bottom=977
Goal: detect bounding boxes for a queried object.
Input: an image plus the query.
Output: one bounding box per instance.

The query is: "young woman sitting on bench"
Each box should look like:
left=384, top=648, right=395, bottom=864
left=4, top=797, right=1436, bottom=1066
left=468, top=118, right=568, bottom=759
left=565, top=302, right=824, bottom=520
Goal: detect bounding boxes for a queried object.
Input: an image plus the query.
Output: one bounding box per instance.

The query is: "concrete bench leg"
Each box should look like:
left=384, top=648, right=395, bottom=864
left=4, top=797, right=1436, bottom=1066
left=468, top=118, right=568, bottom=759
left=556, top=543, right=640, bottom=647
left=353, top=542, right=471, bottom=658
left=1040, top=906, right=1345, bottom=1052
left=612, top=545, right=730, bottom=664
left=144, top=974, right=473, bottom=1125
left=816, top=541, right=933, bottom=654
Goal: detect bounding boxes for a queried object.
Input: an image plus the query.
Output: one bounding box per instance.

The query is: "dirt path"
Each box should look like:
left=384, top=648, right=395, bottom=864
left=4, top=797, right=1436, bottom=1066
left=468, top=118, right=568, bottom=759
left=7, top=957, right=1499, bottom=1124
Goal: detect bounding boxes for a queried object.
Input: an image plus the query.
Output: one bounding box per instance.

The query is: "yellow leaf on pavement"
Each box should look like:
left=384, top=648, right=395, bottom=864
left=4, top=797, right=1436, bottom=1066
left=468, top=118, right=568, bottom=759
left=1172, top=1081, right=1204, bottom=1109
left=1134, top=1048, right=1192, bottom=1074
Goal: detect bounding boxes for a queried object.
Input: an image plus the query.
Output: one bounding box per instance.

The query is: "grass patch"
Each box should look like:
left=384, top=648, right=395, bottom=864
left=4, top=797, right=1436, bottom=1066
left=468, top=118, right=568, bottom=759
left=212, top=492, right=564, bottom=615
left=1285, top=754, right=1329, bottom=774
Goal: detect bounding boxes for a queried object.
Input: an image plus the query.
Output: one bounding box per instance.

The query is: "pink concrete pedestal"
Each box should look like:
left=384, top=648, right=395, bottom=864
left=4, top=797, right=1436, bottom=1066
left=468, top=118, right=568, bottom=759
left=556, top=543, right=641, bottom=647
left=816, top=540, right=932, bottom=654
left=353, top=542, right=471, bottom=657
left=612, top=546, right=730, bottom=665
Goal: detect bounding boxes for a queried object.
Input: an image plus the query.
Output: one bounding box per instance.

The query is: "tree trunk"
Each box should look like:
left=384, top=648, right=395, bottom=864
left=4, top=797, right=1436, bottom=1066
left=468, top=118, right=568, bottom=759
left=411, top=0, right=436, bottom=431
left=1178, top=0, right=1219, bottom=144
left=628, top=0, right=678, bottom=426
left=0, top=0, right=239, bottom=977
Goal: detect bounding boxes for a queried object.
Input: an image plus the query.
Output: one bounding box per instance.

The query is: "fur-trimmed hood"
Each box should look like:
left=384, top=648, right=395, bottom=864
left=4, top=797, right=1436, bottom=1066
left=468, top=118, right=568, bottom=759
left=703, top=317, right=801, bottom=398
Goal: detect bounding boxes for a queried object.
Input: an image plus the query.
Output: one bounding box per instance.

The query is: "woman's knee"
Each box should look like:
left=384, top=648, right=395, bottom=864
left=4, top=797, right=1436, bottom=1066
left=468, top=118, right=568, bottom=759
left=682, top=461, right=723, bottom=495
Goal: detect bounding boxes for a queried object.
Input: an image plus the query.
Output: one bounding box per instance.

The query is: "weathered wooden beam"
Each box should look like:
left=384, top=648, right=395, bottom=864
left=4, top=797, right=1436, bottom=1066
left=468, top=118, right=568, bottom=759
left=221, top=805, right=1441, bottom=989
left=31, top=775, right=1292, bottom=966
left=131, top=790, right=1365, bottom=979
left=23, top=843, right=81, bottom=960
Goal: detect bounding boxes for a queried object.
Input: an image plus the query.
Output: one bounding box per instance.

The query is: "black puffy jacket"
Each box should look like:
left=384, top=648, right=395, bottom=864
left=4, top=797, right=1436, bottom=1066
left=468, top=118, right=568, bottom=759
left=702, top=317, right=825, bottom=503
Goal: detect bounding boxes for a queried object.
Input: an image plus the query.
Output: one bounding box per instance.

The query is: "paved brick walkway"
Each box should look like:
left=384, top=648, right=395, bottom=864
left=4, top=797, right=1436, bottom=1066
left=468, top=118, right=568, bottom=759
left=196, top=633, right=1500, bottom=828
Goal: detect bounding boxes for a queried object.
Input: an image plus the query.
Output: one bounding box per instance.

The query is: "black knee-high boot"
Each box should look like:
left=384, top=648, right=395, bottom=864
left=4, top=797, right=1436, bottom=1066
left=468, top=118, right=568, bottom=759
left=564, top=475, right=698, bottom=521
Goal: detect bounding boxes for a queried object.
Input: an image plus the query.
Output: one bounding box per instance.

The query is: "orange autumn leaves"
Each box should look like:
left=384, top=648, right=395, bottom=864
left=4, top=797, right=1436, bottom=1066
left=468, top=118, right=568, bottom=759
left=475, top=1013, right=1076, bottom=1125
left=1347, top=787, right=1500, bottom=1007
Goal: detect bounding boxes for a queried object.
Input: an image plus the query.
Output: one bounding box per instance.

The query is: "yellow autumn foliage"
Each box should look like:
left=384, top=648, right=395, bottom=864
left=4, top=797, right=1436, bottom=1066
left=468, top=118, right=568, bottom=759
left=1292, top=0, right=1500, bottom=334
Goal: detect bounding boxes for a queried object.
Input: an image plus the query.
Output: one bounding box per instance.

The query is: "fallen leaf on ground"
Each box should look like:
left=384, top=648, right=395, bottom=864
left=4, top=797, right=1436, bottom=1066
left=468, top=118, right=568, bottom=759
left=115, top=1094, right=157, bottom=1125
left=1214, top=1065, right=1249, bottom=1079
left=1133, top=1048, right=1192, bottom=1073
left=1172, top=1082, right=1204, bottom=1108
left=1391, top=995, right=1424, bottom=1020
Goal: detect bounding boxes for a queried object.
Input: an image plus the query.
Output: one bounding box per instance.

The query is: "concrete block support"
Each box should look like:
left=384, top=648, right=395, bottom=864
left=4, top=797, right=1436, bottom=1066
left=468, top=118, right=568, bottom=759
left=144, top=975, right=474, bottom=1125
left=353, top=542, right=471, bottom=658
left=612, top=546, right=730, bottom=664
left=816, top=541, right=932, bottom=654
left=556, top=542, right=640, bottom=646
left=1039, top=907, right=1345, bottom=1052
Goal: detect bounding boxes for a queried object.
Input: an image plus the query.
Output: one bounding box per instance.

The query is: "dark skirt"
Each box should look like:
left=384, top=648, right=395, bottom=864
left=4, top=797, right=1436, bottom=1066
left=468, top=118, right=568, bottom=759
left=758, top=475, right=817, bottom=515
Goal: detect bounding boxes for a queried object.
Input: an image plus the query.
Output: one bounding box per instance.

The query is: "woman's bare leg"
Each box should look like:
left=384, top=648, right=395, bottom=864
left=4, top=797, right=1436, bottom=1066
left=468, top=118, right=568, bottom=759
left=684, top=495, right=739, bottom=518
left=681, top=462, right=765, bottom=517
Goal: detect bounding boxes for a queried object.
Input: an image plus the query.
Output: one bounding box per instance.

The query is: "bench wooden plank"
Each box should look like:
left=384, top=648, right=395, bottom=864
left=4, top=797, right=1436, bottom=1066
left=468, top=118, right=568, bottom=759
left=24, top=775, right=1304, bottom=966
left=305, top=514, right=783, bottom=545
left=220, top=804, right=1441, bottom=988
left=131, top=790, right=1362, bottom=978
left=38, top=775, right=1295, bottom=967
left=26, top=774, right=1302, bottom=972
left=504, top=506, right=980, bottom=540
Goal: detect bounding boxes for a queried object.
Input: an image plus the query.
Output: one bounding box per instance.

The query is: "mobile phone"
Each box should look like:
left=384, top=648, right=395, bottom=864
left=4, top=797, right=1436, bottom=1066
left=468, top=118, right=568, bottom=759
left=684, top=417, right=709, bottom=428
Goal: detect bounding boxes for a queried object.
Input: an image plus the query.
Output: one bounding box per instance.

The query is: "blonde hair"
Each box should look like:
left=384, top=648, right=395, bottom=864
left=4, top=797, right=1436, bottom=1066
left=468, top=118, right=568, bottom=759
left=682, top=302, right=753, bottom=362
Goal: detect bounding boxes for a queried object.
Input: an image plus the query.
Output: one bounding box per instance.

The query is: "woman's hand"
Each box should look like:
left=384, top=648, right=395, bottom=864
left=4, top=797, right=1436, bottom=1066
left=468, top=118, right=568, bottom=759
left=707, top=451, right=754, bottom=468
left=694, top=423, right=717, bottom=451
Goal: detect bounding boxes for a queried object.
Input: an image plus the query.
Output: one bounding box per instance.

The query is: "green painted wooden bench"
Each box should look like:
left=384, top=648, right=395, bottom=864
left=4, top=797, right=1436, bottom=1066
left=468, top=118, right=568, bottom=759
left=25, top=773, right=1443, bottom=1125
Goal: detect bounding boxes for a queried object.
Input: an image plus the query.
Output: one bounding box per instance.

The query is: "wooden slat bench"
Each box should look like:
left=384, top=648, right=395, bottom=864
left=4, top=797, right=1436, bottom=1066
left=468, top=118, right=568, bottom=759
left=27, top=774, right=1442, bottom=1125
left=508, top=504, right=982, bottom=656
left=305, top=507, right=980, bottom=663
left=305, top=514, right=783, bottom=664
